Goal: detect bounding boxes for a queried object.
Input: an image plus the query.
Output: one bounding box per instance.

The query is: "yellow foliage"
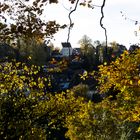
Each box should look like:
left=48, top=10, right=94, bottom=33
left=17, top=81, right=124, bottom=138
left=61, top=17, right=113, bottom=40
left=0, top=62, right=50, bottom=139
left=97, top=49, right=140, bottom=134
left=1, top=49, right=140, bottom=139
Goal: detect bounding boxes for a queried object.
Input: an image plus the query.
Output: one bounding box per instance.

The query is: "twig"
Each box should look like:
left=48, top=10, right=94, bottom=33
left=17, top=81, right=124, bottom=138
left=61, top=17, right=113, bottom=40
left=120, top=11, right=140, bottom=25
left=92, top=4, right=101, bottom=7
left=90, top=4, right=101, bottom=8
left=61, top=1, right=71, bottom=12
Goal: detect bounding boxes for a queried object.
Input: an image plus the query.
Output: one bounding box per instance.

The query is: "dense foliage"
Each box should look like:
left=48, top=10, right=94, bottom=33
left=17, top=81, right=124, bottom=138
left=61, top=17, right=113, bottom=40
left=98, top=50, right=140, bottom=129
left=0, top=61, right=85, bottom=139
left=1, top=50, right=140, bottom=139
left=65, top=49, right=140, bottom=140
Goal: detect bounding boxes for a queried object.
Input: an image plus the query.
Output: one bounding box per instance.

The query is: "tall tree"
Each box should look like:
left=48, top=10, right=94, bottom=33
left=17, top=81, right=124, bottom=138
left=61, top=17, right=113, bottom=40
left=78, top=35, right=94, bottom=55
left=78, top=35, right=96, bottom=69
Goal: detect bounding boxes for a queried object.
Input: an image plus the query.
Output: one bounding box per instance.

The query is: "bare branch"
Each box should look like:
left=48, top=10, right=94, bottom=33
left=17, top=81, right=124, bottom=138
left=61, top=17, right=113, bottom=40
left=67, top=0, right=80, bottom=43
left=100, top=0, right=107, bottom=52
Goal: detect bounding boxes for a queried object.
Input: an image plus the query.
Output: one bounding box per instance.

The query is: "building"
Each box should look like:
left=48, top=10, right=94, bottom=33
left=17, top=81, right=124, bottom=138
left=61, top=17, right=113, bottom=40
left=61, top=42, right=73, bottom=57
left=72, top=48, right=81, bottom=56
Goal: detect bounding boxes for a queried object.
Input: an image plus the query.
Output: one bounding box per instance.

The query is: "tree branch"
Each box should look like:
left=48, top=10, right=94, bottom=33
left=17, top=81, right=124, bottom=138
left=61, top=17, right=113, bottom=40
left=67, top=0, right=80, bottom=43
left=100, top=0, right=107, bottom=52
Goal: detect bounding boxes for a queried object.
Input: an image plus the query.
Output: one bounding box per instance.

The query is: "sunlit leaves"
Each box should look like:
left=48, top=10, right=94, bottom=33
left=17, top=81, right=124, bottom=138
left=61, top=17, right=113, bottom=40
left=79, top=70, right=88, bottom=80
left=97, top=49, right=140, bottom=133
left=0, top=62, right=50, bottom=139
left=1, top=51, right=140, bottom=139
left=65, top=100, right=123, bottom=140
left=66, top=49, right=140, bottom=138
left=0, top=61, right=85, bottom=139
left=32, top=91, right=85, bottom=139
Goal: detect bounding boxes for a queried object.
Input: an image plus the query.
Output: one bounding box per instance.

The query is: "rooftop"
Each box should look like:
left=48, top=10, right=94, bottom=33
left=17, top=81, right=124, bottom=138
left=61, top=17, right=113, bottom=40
left=61, top=42, right=72, bottom=48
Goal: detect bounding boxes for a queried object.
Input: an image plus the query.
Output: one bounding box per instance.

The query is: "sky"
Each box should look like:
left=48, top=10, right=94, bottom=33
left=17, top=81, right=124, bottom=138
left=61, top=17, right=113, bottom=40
left=44, top=0, right=140, bottom=49
left=1, top=0, right=140, bottom=49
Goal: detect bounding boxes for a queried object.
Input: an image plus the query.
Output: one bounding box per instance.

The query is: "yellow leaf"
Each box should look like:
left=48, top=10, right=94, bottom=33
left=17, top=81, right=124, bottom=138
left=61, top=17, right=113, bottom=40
left=130, top=80, right=133, bottom=85
left=137, top=127, right=140, bottom=132
left=138, top=80, right=140, bottom=85
left=104, top=62, right=107, bottom=65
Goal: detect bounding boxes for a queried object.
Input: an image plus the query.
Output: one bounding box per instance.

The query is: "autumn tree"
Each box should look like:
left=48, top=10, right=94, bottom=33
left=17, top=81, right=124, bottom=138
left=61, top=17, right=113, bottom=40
left=78, top=35, right=96, bottom=70
left=96, top=49, right=140, bottom=138
left=17, top=37, right=52, bottom=65
left=64, top=49, right=140, bottom=140
left=1, top=1, right=59, bottom=40
left=0, top=0, right=65, bottom=63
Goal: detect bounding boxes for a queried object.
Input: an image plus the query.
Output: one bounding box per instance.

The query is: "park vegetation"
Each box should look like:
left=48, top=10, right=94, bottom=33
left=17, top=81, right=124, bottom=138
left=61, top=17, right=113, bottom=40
left=1, top=0, right=140, bottom=140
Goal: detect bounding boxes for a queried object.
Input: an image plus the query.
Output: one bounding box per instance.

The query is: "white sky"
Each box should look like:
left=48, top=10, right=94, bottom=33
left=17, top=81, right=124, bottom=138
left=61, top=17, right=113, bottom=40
left=44, top=0, right=140, bottom=49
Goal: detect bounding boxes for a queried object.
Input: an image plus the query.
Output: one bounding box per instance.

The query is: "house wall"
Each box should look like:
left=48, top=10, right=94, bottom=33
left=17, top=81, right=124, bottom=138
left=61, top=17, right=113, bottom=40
left=61, top=47, right=73, bottom=57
